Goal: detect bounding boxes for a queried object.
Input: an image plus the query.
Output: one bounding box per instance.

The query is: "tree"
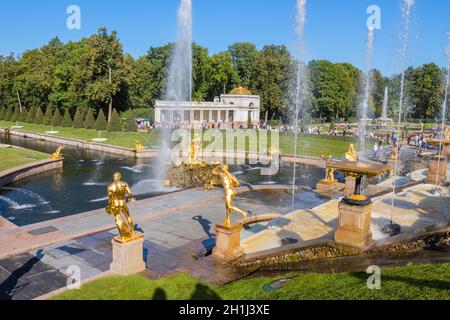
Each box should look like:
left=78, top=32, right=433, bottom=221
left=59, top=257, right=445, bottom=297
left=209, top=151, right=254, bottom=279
left=52, top=108, right=62, bottom=127
left=4, top=107, right=13, bottom=121
left=62, top=109, right=73, bottom=127
left=123, top=115, right=136, bottom=132
left=73, top=108, right=84, bottom=128
left=35, top=107, right=44, bottom=124
left=95, top=109, right=108, bottom=130
left=204, top=51, right=240, bottom=100
left=20, top=108, right=28, bottom=122
left=107, top=108, right=122, bottom=132
left=26, top=107, right=36, bottom=123
left=43, top=107, right=53, bottom=125
left=228, top=42, right=257, bottom=89
left=0, top=106, right=6, bottom=120
left=11, top=107, right=21, bottom=122
left=84, top=109, right=95, bottom=129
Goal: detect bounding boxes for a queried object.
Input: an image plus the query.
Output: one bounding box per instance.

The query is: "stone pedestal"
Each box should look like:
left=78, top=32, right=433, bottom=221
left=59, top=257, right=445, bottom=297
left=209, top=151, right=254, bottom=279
left=427, top=157, right=448, bottom=186
left=212, top=222, right=244, bottom=262
left=334, top=201, right=373, bottom=249
left=316, top=180, right=338, bottom=195
left=343, top=176, right=357, bottom=197
left=110, top=235, right=146, bottom=275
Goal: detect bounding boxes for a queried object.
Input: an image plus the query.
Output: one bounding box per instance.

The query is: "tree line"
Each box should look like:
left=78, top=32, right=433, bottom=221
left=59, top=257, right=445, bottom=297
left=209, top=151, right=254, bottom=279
left=0, top=28, right=447, bottom=124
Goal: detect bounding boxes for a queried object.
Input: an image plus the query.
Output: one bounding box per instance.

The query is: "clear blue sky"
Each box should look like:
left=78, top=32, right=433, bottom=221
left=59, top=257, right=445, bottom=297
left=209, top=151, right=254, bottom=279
left=0, top=0, right=448, bottom=75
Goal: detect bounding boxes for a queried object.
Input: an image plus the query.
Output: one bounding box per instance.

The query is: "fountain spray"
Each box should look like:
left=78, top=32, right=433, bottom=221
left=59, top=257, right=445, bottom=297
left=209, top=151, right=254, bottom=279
left=387, top=0, right=414, bottom=236
left=381, top=87, right=389, bottom=121
left=433, top=30, right=450, bottom=192
left=291, top=0, right=307, bottom=209
left=359, top=27, right=375, bottom=155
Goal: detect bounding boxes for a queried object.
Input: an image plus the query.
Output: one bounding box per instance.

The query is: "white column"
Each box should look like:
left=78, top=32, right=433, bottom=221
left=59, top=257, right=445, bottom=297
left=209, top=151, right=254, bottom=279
left=155, top=108, right=161, bottom=122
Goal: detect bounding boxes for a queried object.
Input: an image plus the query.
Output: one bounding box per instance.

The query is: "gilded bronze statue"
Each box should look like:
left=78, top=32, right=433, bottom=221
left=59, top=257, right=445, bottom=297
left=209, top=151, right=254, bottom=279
left=135, top=141, right=144, bottom=152
left=52, top=146, right=64, bottom=160
left=212, top=165, right=248, bottom=227
left=187, top=136, right=201, bottom=164
left=321, top=155, right=335, bottom=183
left=106, top=172, right=139, bottom=243
left=345, top=144, right=358, bottom=162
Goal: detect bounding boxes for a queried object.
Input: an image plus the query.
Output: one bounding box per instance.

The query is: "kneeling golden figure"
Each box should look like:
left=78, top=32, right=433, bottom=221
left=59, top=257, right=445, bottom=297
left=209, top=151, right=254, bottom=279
left=106, top=172, right=140, bottom=243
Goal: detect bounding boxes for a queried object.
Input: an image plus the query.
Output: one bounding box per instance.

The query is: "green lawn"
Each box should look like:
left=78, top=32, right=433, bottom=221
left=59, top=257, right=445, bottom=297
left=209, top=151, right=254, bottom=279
left=0, top=120, right=355, bottom=157
left=53, top=263, right=450, bottom=300
left=0, top=146, right=49, bottom=172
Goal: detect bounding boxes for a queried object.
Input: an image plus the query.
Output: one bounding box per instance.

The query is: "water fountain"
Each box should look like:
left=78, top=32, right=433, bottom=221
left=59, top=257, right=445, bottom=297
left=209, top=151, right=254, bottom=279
left=358, top=27, right=375, bottom=155
left=385, top=0, right=415, bottom=236
left=377, top=87, right=393, bottom=124
left=290, top=0, right=308, bottom=209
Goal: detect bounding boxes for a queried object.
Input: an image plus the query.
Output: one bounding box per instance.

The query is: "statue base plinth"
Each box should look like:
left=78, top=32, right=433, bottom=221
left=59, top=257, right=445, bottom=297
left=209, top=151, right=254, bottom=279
left=427, top=157, right=447, bottom=186
left=316, top=180, right=338, bottom=195
left=334, top=200, right=373, bottom=249
left=212, top=222, right=244, bottom=263
left=110, top=233, right=145, bottom=275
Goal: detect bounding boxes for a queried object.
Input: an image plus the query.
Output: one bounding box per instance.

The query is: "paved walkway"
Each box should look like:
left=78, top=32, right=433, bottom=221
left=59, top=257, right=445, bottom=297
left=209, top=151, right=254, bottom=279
left=0, top=184, right=319, bottom=300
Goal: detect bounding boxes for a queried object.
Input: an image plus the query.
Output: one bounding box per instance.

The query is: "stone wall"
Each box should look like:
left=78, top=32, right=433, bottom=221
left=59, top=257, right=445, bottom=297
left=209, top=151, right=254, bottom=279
left=0, top=158, right=63, bottom=186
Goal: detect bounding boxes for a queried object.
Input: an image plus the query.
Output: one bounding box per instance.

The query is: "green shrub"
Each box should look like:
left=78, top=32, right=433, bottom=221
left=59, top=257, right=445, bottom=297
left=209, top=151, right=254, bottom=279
left=11, top=107, right=21, bottom=122
left=52, top=108, right=62, bottom=127
left=35, top=107, right=44, bottom=124
left=43, top=107, right=53, bottom=125
left=26, top=107, right=36, bottom=123
left=73, top=108, right=84, bottom=128
left=123, top=115, right=137, bottom=132
left=0, top=106, right=7, bottom=120
left=4, top=107, right=13, bottom=121
left=95, top=109, right=108, bottom=131
left=84, top=109, right=95, bottom=129
left=107, top=109, right=122, bottom=132
left=62, top=109, right=73, bottom=127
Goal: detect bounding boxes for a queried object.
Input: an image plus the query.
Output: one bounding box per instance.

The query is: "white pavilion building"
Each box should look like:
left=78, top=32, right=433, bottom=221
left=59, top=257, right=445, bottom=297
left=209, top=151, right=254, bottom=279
left=154, top=87, right=260, bottom=126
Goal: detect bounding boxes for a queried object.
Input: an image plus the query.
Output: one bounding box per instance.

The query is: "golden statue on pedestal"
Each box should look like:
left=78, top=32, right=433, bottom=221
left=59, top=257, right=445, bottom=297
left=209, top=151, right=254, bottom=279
left=106, top=172, right=140, bottom=243
left=212, top=165, right=248, bottom=227
left=345, top=144, right=358, bottom=162
left=445, top=127, right=450, bottom=140
left=187, top=136, right=201, bottom=164
left=321, top=155, right=335, bottom=183
left=135, top=141, right=144, bottom=152
left=51, top=146, right=64, bottom=160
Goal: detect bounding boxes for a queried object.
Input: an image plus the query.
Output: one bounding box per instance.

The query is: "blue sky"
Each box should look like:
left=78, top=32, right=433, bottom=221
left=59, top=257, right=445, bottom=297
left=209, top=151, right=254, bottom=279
left=0, top=0, right=448, bottom=75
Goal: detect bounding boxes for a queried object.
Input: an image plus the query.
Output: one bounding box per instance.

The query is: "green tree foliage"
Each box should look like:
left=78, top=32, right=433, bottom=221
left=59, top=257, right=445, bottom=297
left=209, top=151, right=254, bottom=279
left=73, top=108, right=84, bottom=128
left=0, top=106, right=7, bottom=120
left=84, top=109, right=95, bottom=129
left=95, top=109, right=108, bottom=131
left=52, top=108, right=62, bottom=127
left=107, top=108, right=122, bottom=132
left=62, top=109, right=73, bottom=127
left=228, top=42, right=258, bottom=89
left=43, top=107, right=53, bottom=125
left=123, top=115, right=137, bottom=132
left=35, top=107, right=44, bottom=124
left=11, top=107, right=21, bottom=122
left=26, top=107, right=36, bottom=123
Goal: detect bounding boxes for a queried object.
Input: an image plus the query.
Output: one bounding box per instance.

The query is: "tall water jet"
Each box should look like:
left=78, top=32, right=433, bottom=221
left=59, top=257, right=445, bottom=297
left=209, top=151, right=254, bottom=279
left=381, top=87, right=390, bottom=120
left=155, top=0, right=192, bottom=184
left=290, top=0, right=308, bottom=209
left=433, top=30, right=450, bottom=190
left=358, top=27, right=375, bottom=155
left=165, top=0, right=193, bottom=105
left=386, top=0, right=414, bottom=236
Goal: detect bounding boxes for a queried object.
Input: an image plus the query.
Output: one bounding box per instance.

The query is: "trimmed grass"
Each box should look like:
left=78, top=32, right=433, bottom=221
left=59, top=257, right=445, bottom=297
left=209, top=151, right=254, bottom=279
left=0, top=121, right=356, bottom=157
left=0, top=146, right=48, bottom=172
left=53, top=263, right=450, bottom=300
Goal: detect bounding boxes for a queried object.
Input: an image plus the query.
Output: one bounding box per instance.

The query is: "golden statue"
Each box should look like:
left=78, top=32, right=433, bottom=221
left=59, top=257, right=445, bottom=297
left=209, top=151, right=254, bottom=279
left=51, top=146, right=64, bottom=160
left=321, top=155, right=335, bottom=182
left=135, top=141, right=144, bottom=152
left=390, top=144, right=399, bottom=160
left=187, top=136, right=201, bottom=164
left=106, top=172, right=140, bottom=243
left=445, top=127, right=450, bottom=140
left=212, top=165, right=248, bottom=227
left=345, top=144, right=358, bottom=162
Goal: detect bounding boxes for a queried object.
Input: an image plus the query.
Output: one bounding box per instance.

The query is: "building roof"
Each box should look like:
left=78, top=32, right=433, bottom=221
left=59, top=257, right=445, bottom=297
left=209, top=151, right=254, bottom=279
left=229, top=86, right=252, bottom=96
